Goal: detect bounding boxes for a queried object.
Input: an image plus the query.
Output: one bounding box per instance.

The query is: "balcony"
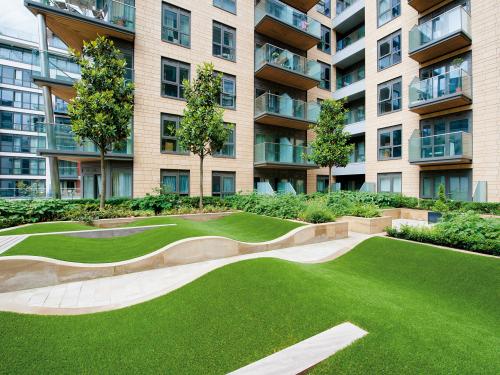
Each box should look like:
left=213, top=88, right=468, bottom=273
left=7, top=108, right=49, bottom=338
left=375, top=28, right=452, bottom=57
left=255, top=93, right=320, bottom=130
left=36, top=123, right=133, bottom=161
left=31, top=50, right=77, bottom=101
left=344, top=109, right=365, bottom=135
left=254, top=142, right=316, bottom=169
left=280, top=0, right=320, bottom=13
left=333, top=78, right=365, bottom=101
left=255, top=0, right=321, bottom=51
left=255, top=44, right=320, bottom=90
left=333, top=26, right=365, bottom=69
left=25, top=0, right=135, bottom=51
left=59, top=166, right=79, bottom=179
left=409, top=130, right=472, bottom=165
left=408, top=0, right=444, bottom=13
left=409, top=69, right=472, bottom=114
left=333, top=0, right=365, bottom=34
left=333, top=162, right=365, bottom=176
left=409, top=6, right=471, bottom=63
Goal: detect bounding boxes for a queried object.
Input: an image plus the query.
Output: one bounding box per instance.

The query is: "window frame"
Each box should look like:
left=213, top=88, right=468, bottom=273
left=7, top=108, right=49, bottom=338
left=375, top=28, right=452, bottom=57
left=377, top=30, right=401, bottom=71
left=219, top=74, right=236, bottom=109
left=377, top=125, right=402, bottom=160
left=212, top=21, right=236, bottom=62
left=316, top=175, right=330, bottom=193
left=160, top=113, right=188, bottom=154
left=377, top=0, right=401, bottom=27
left=212, top=171, right=236, bottom=197
left=420, top=169, right=472, bottom=201
left=318, top=25, right=331, bottom=54
left=214, top=123, right=236, bottom=158
left=377, top=77, right=402, bottom=116
left=317, top=0, right=331, bottom=16
left=161, top=3, right=191, bottom=48
left=161, top=58, right=190, bottom=100
left=318, top=61, right=331, bottom=91
left=377, top=172, right=402, bottom=194
left=160, top=169, right=190, bottom=196
left=213, top=0, right=236, bottom=14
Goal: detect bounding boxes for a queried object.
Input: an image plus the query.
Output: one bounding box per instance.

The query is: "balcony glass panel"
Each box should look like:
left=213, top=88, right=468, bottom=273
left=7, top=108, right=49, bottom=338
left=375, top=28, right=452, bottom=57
left=409, top=68, right=471, bottom=107
left=255, top=43, right=320, bottom=80
left=336, top=25, right=364, bottom=51
left=336, top=65, right=365, bottom=89
left=409, top=131, right=472, bottom=162
left=33, top=0, right=136, bottom=31
left=336, top=0, right=359, bottom=15
left=345, top=106, right=365, bottom=124
left=255, top=0, right=321, bottom=39
left=409, top=6, right=471, bottom=53
left=254, top=142, right=314, bottom=166
left=255, top=93, right=320, bottom=123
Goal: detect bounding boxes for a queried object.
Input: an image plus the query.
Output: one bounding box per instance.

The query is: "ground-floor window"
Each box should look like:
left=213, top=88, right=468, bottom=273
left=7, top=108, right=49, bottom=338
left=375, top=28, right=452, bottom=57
left=83, top=175, right=101, bottom=199
left=0, top=179, right=45, bottom=197
left=377, top=172, right=402, bottom=193
left=112, top=169, right=133, bottom=198
left=212, top=171, right=235, bottom=197
left=420, top=169, right=471, bottom=201
left=335, top=175, right=364, bottom=191
left=161, top=169, right=189, bottom=196
left=317, top=175, right=329, bottom=192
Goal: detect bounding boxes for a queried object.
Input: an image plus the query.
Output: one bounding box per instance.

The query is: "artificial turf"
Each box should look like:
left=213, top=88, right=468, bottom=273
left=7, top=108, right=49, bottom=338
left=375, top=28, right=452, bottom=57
left=1, top=213, right=303, bottom=263
left=0, top=222, right=93, bottom=236
left=0, top=237, right=498, bottom=374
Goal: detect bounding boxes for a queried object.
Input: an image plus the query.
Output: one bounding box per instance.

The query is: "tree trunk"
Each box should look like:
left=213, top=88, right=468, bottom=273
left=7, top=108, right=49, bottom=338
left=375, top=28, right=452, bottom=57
left=199, top=156, right=204, bottom=209
left=328, top=165, right=333, bottom=194
left=100, top=148, right=106, bottom=210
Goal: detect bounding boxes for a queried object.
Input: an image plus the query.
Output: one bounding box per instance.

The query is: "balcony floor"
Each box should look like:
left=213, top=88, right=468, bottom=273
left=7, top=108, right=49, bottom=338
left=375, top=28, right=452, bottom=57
left=280, top=0, right=320, bottom=13
left=254, top=161, right=317, bottom=170
left=410, top=157, right=472, bottom=166
left=255, top=16, right=320, bottom=51
left=408, top=0, right=444, bottom=13
left=25, top=0, right=135, bottom=51
left=409, top=93, right=472, bottom=115
left=38, top=149, right=133, bottom=162
left=255, top=113, right=311, bottom=130
left=33, top=77, right=75, bottom=102
left=255, top=64, right=319, bottom=90
left=409, top=32, right=472, bottom=63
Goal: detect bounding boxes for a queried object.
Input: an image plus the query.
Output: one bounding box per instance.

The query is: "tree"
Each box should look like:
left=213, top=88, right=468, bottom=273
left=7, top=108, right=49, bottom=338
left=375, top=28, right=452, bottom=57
left=68, top=36, right=134, bottom=209
left=176, top=62, right=230, bottom=209
left=307, top=99, right=353, bottom=193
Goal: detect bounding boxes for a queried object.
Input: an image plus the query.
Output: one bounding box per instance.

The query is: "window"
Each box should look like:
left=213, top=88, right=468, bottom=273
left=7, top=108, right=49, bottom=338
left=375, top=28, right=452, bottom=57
left=349, top=140, right=365, bottom=163
left=421, top=170, right=472, bottom=201
left=0, top=157, right=46, bottom=176
left=319, top=61, right=331, bottom=90
left=162, top=3, right=190, bottom=47
left=378, top=173, right=402, bottom=193
left=0, top=111, right=45, bottom=132
left=59, top=160, right=78, bottom=178
left=161, top=170, right=190, bottom=195
left=213, top=22, right=236, bottom=62
left=160, top=114, right=186, bottom=154
left=0, top=65, right=35, bottom=88
left=378, top=125, right=402, bottom=160
left=317, top=175, right=330, bottom=193
left=0, top=179, right=45, bottom=198
left=54, top=97, right=68, bottom=113
left=378, top=0, right=400, bottom=26
left=214, top=0, right=236, bottom=14
left=0, top=134, right=46, bottom=153
left=212, top=172, right=235, bottom=197
left=215, top=124, right=235, bottom=157
left=318, top=25, right=331, bottom=53
left=161, top=58, right=190, bottom=99
left=378, top=30, right=401, bottom=70
left=0, top=88, right=44, bottom=111
left=317, top=0, right=331, bottom=16
left=378, top=77, right=401, bottom=115
left=111, top=169, right=133, bottom=198
left=0, top=44, right=34, bottom=65
left=219, top=74, right=236, bottom=109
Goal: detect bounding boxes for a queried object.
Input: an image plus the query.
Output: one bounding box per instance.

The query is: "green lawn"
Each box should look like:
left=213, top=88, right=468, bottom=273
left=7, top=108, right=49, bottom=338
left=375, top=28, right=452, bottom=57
left=0, top=237, right=498, bottom=374
left=1, top=213, right=303, bottom=263
left=0, top=222, right=93, bottom=236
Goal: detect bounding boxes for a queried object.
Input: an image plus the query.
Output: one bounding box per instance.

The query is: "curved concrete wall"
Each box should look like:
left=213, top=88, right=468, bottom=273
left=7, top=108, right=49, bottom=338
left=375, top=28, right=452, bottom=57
left=0, top=222, right=348, bottom=293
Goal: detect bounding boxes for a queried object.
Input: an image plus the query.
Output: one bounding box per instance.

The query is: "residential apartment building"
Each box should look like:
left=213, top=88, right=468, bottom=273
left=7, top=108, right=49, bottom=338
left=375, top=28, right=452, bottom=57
left=4, top=0, right=498, bottom=201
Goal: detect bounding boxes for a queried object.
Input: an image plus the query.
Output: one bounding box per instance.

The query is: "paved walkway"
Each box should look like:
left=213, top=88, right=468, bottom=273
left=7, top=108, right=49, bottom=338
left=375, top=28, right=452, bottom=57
left=229, top=322, right=368, bottom=375
left=0, top=235, right=28, bottom=254
left=0, top=232, right=372, bottom=315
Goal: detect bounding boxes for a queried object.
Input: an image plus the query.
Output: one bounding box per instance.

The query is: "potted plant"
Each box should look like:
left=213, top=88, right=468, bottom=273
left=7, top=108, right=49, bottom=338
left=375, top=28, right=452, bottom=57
left=428, top=184, right=449, bottom=223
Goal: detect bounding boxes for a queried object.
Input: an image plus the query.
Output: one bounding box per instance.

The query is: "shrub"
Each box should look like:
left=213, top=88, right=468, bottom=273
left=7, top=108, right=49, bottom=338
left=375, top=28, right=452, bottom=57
left=226, top=193, right=306, bottom=219
left=299, top=202, right=335, bottom=223
left=350, top=203, right=380, bottom=218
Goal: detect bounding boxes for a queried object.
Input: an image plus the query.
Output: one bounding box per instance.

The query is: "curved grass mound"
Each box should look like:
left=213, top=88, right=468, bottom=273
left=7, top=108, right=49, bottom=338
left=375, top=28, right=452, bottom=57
left=0, top=222, right=93, bottom=236
left=0, top=237, right=499, bottom=374
left=1, top=213, right=303, bottom=263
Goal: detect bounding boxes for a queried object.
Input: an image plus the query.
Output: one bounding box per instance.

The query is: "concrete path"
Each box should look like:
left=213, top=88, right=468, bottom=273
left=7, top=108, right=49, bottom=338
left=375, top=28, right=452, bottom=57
left=0, top=232, right=371, bottom=315
left=0, top=235, right=28, bottom=255
left=229, top=322, right=368, bottom=375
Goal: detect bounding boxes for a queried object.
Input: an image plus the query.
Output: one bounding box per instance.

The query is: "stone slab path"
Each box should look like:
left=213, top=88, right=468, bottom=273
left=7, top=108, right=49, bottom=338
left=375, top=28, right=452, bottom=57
left=0, top=235, right=28, bottom=255
left=229, top=322, right=368, bottom=375
left=0, top=232, right=372, bottom=315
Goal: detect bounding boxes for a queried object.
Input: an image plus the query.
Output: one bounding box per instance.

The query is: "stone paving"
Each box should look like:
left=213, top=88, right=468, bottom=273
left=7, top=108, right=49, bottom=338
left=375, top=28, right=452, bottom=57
left=0, top=232, right=372, bottom=315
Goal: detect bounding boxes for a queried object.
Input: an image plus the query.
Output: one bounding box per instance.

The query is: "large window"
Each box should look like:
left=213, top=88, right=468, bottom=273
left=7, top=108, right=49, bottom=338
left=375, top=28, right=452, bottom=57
left=212, top=171, right=235, bottom=197
left=421, top=170, right=472, bottom=201
left=111, top=169, right=132, bottom=198
left=161, top=58, right=190, bottom=99
left=0, top=134, right=45, bottom=154
left=319, top=61, right=331, bottom=90
left=317, top=175, right=330, bottom=193
left=378, top=77, right=401, bottom=115
left=318, top=0, right=331, bottom=16
left=161, top=169, right=190, bottom=195
left=0, top=179, right=45, bottom=198
left=0, top=157, right=46, bottom=176
left=378, top=125, right=402, bottom=160
left=378, top=0, right=400, bottom=26
left=214, top=0, right=236, bottom=14
left=378, top=172, right=402, bottom=193
left=318, top=25, right=331, bottom=54
left=0, top=65, right=35, bottom=88
left=219, top=74, right=236, bottom=109
left=0, top=44, right=35, bottom=65
left=213, top=22, right=236, bottom=62
left=0, top=88, right=44, bottom=111
left=349, top=139, right=365, bottom=163
left=378, top=30, right=401, bottom=71
left=160, top=114, right=186, bottom=154
left=54, top=97, right=68, bottom=113
left=0, top=111, right=45, bottom=132
left=162, top=3, right=190, bottom=47
left=214, top=124, right=235, bottom=157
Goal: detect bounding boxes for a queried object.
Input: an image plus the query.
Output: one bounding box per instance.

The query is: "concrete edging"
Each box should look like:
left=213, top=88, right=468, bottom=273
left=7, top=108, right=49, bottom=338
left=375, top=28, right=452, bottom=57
left=337, top=215, right=393, bottom=234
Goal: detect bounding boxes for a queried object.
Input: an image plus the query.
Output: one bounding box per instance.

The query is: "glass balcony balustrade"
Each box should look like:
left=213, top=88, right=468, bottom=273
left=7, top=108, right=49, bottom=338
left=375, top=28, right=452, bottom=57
left=254, top=142, right=315, bottom=166
left=255, top=93, right=320, bottom=123
left=336, top=0, right=360, bottom=15
left=408, top=130, right=472, bottom=163
left=336, top=25, right=364, bottom=51
left=336, top=65, right=365, bottom=89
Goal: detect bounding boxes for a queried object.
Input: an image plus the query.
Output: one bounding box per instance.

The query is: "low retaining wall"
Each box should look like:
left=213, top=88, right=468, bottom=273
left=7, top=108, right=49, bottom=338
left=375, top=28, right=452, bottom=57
left=380, top=208, right=429, bottom=221
left=338, top=216, right=393, bottom=234
left=0, top=221, right=347, bottom=293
